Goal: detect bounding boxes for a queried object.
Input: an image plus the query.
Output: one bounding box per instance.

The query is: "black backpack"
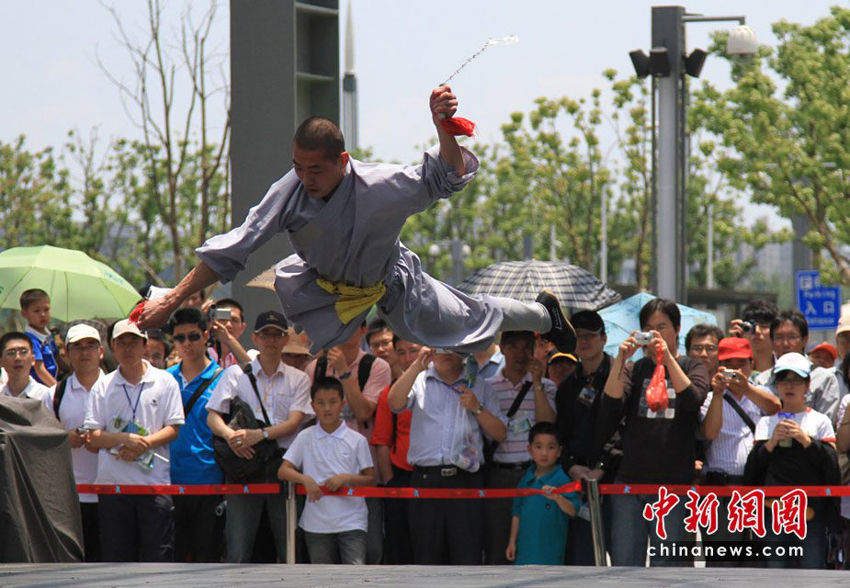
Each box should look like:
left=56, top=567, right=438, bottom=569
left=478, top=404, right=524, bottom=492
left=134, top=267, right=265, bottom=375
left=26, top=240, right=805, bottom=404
left=302, top=354, right=377, bottom=429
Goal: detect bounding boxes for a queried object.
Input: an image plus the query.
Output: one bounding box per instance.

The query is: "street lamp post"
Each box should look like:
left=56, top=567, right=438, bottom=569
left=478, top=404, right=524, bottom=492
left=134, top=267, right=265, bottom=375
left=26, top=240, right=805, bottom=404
left=630, top=6, right=757, bottom=302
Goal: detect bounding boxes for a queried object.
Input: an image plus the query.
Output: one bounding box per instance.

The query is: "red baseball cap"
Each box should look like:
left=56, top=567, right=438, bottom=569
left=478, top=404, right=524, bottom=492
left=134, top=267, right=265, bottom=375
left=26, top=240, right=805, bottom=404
left=809, top=342, right=837, bottom=363
left=717, top=337, right=753, bottom=361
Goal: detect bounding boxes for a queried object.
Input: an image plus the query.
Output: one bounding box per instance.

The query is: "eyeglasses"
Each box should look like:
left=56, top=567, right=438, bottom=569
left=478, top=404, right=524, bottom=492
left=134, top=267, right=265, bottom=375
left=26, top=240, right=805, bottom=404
left=173, top=332, right=203, bottom=344
left=3, top=348, right=31, bottom=358
left=773, top=334, right=802, bottom=343
left=690, top=345, right=718, bottom=354
left=576, top=332, right=601, bottom=342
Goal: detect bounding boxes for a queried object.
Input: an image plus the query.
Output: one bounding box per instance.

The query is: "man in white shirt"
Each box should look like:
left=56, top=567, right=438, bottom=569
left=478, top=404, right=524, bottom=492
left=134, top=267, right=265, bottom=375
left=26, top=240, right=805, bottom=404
left=85, top=319, right=184, bottom=562
left=0, top=332, right=52, bottom=402
left=388, top=348, right=506, bottom=565
left=207, top=310, right=313, bottom=563
left=47, top=324, right=106, bottom=562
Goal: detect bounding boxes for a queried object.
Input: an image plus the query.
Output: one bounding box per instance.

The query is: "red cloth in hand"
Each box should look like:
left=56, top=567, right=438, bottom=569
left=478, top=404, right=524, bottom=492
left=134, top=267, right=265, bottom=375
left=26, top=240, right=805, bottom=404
left=645, top=344, right=669, bottom=413
left=440, top=117, right=476, bottom=137
left=129, top=301, right=145, bottom=324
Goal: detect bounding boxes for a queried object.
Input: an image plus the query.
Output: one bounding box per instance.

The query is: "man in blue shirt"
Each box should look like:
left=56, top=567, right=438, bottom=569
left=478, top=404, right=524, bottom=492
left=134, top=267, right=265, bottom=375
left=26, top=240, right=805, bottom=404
left=167, top=308, right=226, bottom=562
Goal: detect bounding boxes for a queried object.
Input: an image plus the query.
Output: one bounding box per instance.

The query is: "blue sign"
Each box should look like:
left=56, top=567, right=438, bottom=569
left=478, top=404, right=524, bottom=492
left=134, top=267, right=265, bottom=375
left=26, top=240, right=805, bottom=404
left=796, top=270, right=841, bottom=330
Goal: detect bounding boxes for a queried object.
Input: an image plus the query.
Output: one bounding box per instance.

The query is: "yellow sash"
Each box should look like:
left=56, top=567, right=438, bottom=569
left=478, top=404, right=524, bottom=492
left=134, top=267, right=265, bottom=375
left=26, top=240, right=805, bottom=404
left=316, top=278, right=387, bottom=324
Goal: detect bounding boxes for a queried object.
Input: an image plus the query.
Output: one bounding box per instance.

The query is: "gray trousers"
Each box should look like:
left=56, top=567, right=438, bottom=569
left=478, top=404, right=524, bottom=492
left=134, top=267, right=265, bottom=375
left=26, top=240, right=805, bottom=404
left=366, top=497, right=384, bottom=564
left=304, top=529, right=367, bottom=564
left=225, top=493, right=287, bottom=563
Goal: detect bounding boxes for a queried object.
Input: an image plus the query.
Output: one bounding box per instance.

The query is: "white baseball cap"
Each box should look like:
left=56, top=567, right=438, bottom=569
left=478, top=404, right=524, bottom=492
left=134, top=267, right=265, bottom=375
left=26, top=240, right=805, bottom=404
left=112, top=319, right=147, bottom=341
left=66, top=324, right=101, bottom=345
left=774, top=352, right=811, bottom=378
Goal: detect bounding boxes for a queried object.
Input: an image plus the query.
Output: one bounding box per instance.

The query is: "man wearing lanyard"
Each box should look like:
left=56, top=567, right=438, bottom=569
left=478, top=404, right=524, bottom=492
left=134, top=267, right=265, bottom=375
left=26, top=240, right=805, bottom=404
left=388, top=347, right=506, bottom=565
left=536, top=310, right=615, bottom=565
left=85, top=319, right=185, bottom=562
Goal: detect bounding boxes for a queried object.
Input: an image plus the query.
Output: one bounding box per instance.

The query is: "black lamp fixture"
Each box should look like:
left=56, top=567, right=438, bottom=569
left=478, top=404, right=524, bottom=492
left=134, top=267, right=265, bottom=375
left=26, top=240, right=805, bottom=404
left=685, top=49, right=707, bottom=77
left=649, top=47, right=671, bottom=77
left=629, top=49, right=651, bottom=78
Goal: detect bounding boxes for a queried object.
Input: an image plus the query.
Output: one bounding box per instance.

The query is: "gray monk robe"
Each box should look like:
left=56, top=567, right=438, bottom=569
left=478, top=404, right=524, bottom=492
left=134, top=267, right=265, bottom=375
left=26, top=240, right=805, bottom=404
left=197, top=145, right=527, bottom=354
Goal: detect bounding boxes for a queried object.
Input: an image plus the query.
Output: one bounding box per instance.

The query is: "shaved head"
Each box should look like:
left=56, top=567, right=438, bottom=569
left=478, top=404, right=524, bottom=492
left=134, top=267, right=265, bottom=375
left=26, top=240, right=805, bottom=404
left=294, top=117, right=345, bottom=161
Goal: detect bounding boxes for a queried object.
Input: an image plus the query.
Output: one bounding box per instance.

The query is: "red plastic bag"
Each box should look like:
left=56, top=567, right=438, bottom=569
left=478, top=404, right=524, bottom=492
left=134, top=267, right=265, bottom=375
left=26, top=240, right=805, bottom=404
left=645, top=344, right=668, bottom=412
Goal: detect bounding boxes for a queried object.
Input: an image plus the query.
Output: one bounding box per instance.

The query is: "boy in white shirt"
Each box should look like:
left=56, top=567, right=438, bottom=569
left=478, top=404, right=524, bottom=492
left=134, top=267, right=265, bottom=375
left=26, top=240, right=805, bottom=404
left=279, top=377, right=375, bottom=564
left=85, top=319, right=184, bottom=562
left=0, top=332, right=51, bottom=402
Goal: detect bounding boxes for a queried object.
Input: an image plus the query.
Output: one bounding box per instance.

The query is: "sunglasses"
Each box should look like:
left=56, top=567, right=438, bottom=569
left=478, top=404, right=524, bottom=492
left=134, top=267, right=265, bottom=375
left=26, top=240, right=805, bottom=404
left=173, top=332, right=203, bottom=344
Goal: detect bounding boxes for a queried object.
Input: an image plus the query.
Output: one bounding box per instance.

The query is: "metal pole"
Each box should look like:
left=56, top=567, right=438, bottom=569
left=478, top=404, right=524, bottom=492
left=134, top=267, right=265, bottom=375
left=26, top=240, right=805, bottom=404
left=550, top=222, right=557, bottom=261
left=656, top=72, right=678, bottom=300
left=600, top=189, right=608, bottom=282
left=523, top=233, right=534, bottom=260
left=585, top=478, right=607, bottom=566
left=285, top=481, right=297, bottom=564
left=652, top=6, right=686, bottom=301
left=451, top=239, right=464, bottom=285
left=706, top=202, right=715, bottom=288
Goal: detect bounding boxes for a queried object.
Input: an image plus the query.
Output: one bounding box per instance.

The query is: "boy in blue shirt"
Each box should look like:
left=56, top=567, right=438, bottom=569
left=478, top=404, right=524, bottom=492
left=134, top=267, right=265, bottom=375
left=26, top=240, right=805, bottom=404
left=506, top=422, right=581, bottom=565
left=20, top=288, right=58, bottom=386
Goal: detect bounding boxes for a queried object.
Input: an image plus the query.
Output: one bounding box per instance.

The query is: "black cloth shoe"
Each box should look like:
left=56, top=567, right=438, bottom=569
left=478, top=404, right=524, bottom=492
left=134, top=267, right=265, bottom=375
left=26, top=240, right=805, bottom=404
left=536, top=291, right=577, bottom=354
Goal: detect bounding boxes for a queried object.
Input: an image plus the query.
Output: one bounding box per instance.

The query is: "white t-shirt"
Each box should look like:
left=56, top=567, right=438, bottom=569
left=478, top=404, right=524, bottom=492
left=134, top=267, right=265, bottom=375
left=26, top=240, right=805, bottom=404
left=84, top=361, right=184, bottom=485
left=206, top=359, right=313, bottom=449
left=1, top=377, right=51, bottom=402
left=754, top=407, right=836, bottom=444
left=283, top=422, right=373, bottom=533
left=47, top=371, right=105, bottom=503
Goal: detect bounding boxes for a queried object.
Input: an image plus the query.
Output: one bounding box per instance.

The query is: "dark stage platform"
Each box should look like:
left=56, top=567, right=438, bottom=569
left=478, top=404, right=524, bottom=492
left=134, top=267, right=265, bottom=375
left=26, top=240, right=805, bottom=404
left=0, top=564, right=843, bottom=588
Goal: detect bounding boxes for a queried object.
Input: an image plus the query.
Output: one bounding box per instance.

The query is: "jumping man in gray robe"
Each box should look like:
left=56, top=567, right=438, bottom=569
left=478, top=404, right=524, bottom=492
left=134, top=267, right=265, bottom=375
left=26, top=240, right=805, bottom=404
left=137, top=87, right=575, bottom=355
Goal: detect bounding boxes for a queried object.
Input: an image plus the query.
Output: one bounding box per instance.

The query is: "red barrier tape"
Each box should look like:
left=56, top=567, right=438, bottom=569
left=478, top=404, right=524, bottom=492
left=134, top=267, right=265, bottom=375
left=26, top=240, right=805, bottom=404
left=77, top=481, right=582, bottom=498
left=76, top=482, right=850, bottom=498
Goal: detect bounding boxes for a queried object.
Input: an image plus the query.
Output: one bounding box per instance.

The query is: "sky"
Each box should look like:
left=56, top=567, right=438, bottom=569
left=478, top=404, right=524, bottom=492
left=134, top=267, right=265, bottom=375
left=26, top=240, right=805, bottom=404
left=0, top=0, right=840, bottom=226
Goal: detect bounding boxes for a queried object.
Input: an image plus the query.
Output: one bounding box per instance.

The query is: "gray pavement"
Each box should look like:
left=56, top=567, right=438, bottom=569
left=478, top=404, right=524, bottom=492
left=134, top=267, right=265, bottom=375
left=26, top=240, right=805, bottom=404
left=0, top=564, right=844, bottom=588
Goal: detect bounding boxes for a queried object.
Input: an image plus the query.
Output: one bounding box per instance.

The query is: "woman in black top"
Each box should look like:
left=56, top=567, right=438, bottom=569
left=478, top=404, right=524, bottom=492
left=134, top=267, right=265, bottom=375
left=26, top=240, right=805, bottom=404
left=599, top=298, right=709, bottom=567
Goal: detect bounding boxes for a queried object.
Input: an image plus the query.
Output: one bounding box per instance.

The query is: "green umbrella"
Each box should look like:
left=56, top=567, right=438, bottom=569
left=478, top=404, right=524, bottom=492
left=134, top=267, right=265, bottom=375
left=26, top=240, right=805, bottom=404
left=0, top=245, right=142, bottom=322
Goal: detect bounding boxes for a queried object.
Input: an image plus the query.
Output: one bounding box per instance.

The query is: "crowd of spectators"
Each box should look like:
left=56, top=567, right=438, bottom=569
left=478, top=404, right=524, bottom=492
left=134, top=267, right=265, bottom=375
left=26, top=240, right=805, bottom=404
left=3, top=286, right=850, bottom=569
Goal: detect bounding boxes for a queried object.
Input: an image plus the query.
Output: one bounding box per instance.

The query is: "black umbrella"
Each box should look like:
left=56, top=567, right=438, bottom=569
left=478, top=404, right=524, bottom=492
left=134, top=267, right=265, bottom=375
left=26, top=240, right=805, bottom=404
left=457, top=260, right=621, bottom=311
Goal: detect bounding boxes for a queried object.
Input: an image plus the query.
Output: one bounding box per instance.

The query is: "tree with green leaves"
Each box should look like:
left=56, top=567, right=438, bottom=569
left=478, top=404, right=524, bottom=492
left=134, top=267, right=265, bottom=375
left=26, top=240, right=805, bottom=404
left=691, top=6, right=850, bottom=285
left=99, top=0, right=230, bottom=279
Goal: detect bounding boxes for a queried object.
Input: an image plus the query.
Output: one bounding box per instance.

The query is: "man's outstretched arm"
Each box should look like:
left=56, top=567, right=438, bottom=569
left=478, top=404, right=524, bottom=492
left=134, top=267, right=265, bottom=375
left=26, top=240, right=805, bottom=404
left=137, top=262, right=219, bottom=330
left=430, top=85, right=466, bottom=175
